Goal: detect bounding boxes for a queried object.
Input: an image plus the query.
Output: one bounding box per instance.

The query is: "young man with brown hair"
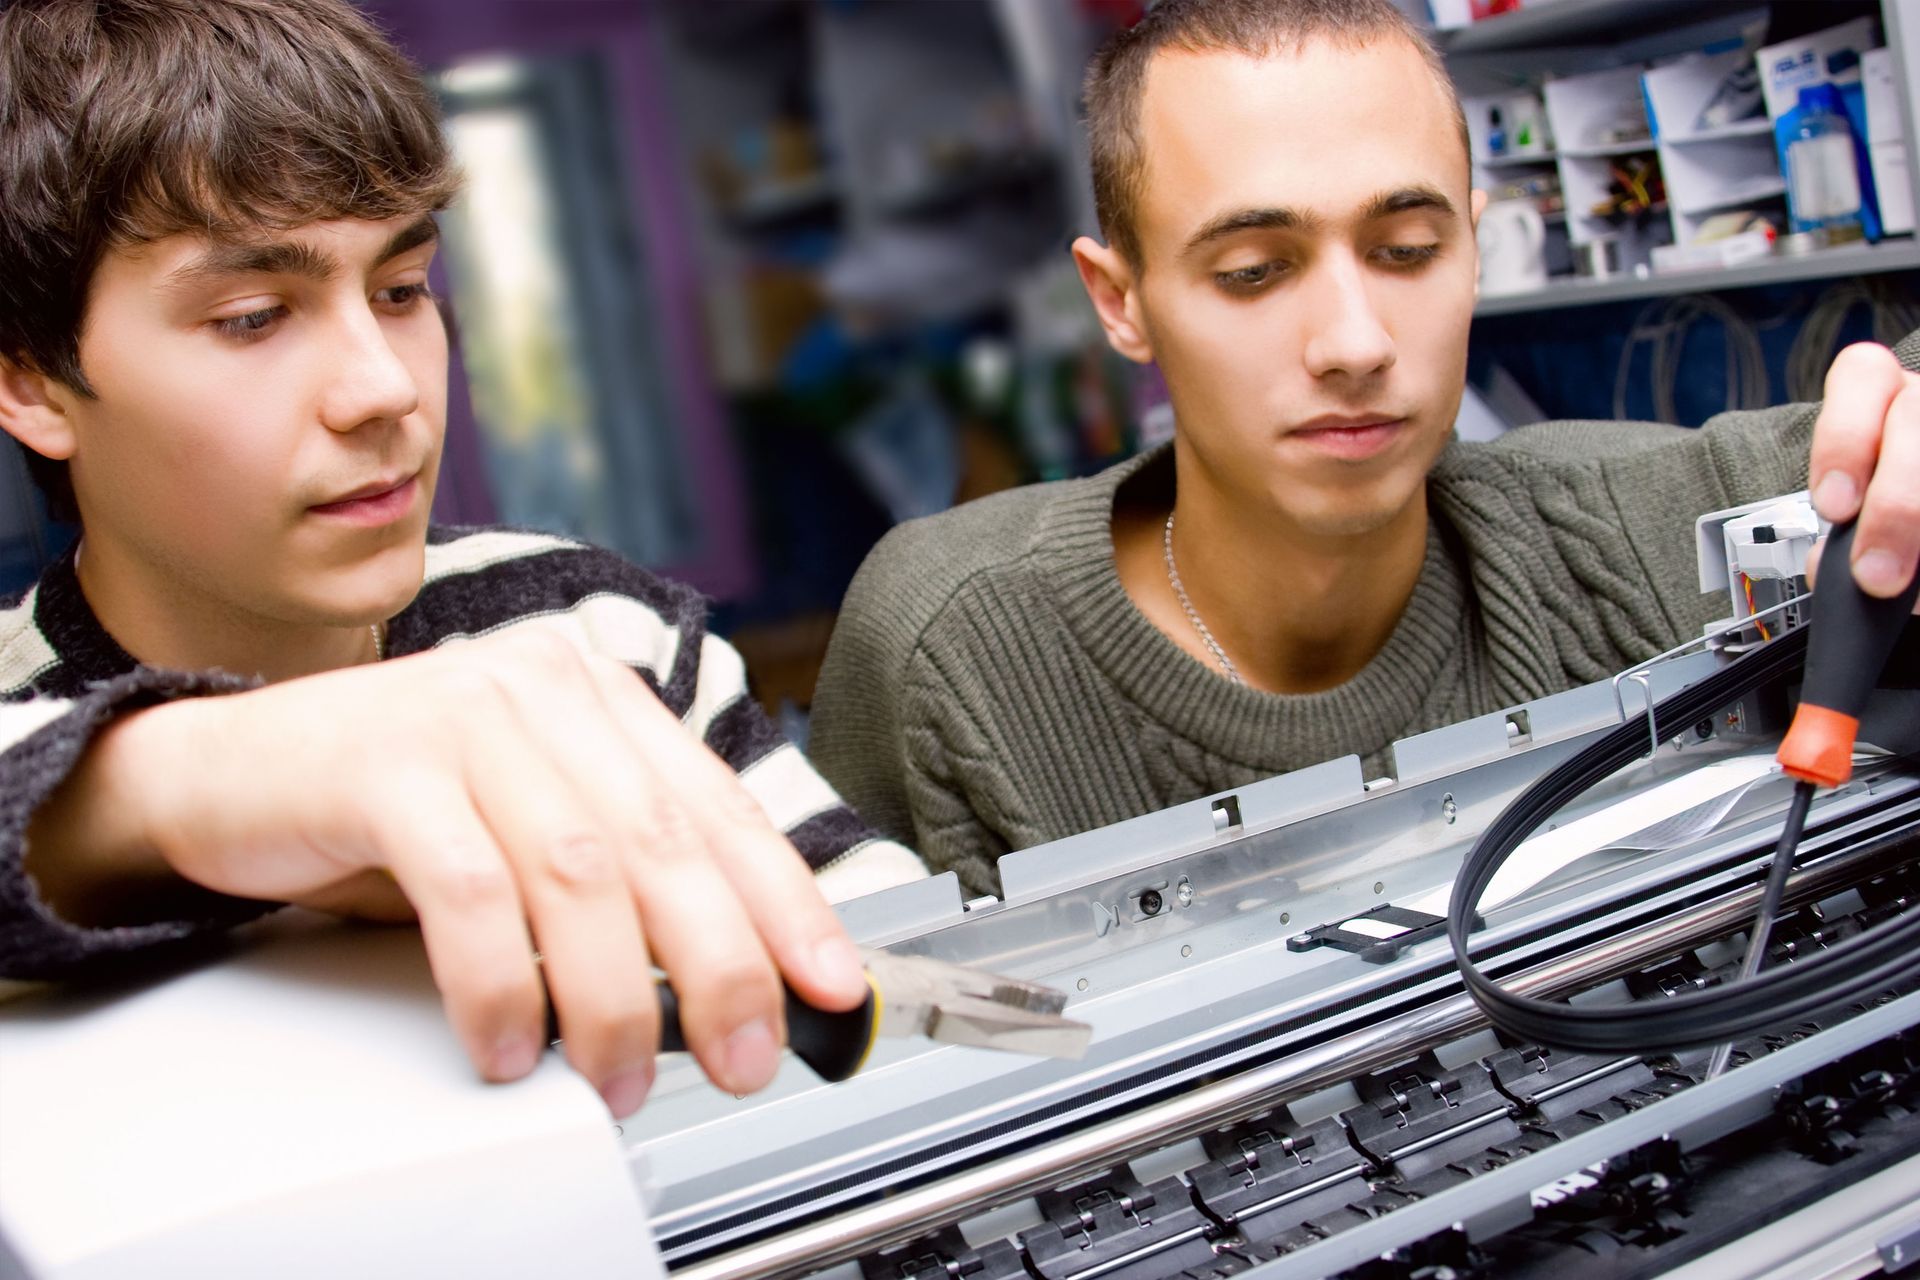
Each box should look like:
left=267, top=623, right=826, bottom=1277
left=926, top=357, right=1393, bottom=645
left=809, top=0, right=1920, bottom=895
left=0, top=0, right=922, bottom=1118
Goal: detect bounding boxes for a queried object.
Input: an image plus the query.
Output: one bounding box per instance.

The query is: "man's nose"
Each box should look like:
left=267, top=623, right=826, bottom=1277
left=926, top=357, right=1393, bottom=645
left=1301, top=257, right=1396, bottom=381
left=319, top=306, right=421, bottom=433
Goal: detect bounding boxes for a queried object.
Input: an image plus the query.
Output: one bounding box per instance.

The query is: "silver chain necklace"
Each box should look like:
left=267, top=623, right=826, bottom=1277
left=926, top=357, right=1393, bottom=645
left=1162, top=512, right=1243, bottom=685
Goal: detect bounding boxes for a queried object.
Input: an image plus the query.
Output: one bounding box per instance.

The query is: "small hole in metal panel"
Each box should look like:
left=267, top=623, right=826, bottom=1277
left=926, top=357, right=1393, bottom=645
left=1211, top=794, right=1243, bottom=835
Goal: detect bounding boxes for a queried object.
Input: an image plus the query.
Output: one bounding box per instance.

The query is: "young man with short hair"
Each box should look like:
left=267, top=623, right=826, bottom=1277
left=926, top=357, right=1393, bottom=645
left=809, top=0, right=1920, bottom=896
left=0, top=0, right=922, bottom=1119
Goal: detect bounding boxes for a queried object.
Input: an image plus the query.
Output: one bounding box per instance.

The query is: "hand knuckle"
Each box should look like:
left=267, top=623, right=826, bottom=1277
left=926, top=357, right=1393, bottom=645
left=539, top=832, right=622, bottom=890
left=711, top=778, right=773, bottom=832
left=560, top=1000, right=656, bottom=1071
left=632, top=801, right=708, bottom=868
left=459, top=969, right=537, bottom=1026
left=1871, top=494, right=1920, bottom=527
left=427, top=853, right=514, bottom=910
left=508, top=626, right=585, bottom=676
left=706, top=959, right=781, bottom=1013
left=434, top=664, right=511, bottom=717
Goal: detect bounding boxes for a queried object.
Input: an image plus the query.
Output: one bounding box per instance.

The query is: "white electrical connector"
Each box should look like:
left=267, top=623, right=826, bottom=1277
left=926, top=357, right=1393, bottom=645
left=1695, top=491, right=1823, bottom=641
left=1722, top=499, right=1821, bottom=583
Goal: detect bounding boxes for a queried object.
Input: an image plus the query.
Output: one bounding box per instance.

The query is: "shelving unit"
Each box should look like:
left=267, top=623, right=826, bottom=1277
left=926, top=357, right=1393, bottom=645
left=1446, top=0, right=1920, bottom=316
left=1437, top=0, right=1741, bottom=56
left=1481, top=150, right=1560, bottom=167
left=1559, top=140, right=1658, bottom=159
left=1665, top=119, right=1776, bottom=144
left=1474, top=234, right=1920, bottom=316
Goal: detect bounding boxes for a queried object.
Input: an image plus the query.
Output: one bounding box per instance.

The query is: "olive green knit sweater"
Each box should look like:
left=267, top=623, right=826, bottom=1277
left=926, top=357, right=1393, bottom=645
left=811, top=332, right=1920, bottom=896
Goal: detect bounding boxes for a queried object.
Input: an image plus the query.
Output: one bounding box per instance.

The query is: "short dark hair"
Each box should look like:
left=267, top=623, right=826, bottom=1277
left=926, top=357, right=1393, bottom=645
left=0, top=0, right=462, bottom=523
left=1083, top=0, right=1469, bottom=270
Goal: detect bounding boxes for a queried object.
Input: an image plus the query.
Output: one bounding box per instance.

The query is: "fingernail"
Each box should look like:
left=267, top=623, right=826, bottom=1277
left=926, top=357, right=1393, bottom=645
left=599, top=1061, right=655, bottom=1117
left=815, top=936, right=866, bottom=998
left=490, top=1035, right=542, bottom=1080
left=1814, top=471, right=1858, bottom=520
left=724, top=1018, right=779, bottom=1093
left=1853, top=547, right=1907, bottom=597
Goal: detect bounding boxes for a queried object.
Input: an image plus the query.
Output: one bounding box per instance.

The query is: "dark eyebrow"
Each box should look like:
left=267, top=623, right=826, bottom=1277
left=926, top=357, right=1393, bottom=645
left=1362, top=185, right=1457, bottom=221
left=375, top=215, right=440, bottom=266
left=162, top=215, right=438, bottom=292
left=1182, top=206, right=1322, bottom=257
left=1181, top=186, right=1458, bottom=258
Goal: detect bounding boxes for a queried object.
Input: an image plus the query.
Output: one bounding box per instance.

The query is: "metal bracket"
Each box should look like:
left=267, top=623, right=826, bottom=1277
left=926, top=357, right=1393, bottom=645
left=1285, top=904, right=1467, bottom=964
left=1609, top=592, right=1809, bottom=757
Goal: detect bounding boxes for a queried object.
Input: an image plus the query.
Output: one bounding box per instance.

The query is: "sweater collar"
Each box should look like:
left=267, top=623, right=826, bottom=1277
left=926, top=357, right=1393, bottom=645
left=31, top=540, right=425, bottom=688
left=32, top=542, right=144, bottom=690
left=1028, top=442, right=1474, bottom=772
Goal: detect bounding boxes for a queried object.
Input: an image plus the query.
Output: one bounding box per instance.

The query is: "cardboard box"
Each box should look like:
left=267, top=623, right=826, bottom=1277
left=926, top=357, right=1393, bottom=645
left=1863, top=47, right=1914, bottom=234
left=1755, top=17, right=1877, bottom=121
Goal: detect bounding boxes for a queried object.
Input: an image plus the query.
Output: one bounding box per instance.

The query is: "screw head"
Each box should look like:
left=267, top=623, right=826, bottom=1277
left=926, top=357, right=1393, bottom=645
left=1076, top=977, right=1089, bottom=991
left=1373, top=881, right=1385, bottom=895
left=1181, top=944, right=1193, bottom=958
left=1176, top=880, right=1194, bottom=907
left=1140, top=889, right=1164, bottom=916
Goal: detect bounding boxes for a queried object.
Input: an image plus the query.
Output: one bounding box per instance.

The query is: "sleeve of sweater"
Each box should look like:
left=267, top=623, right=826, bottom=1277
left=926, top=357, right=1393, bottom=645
left=810, top=506, right=1031, bottom=899
left=809, top=523, right=938, bottom=850
left=1454, top=327, right=1920, bottom=663
left=1602, top=325, right=1920, bottom=639
left=679, top=626, right=926, bottom=900
left=0, top=670, right=276, bottom=980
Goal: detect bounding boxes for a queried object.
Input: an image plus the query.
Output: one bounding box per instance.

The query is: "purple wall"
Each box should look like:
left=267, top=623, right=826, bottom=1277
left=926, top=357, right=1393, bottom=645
left=366, top=0, right=758, bottom=602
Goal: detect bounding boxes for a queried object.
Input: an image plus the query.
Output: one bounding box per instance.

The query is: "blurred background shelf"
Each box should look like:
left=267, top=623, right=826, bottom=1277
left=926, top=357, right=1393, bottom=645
left=1440, top=0, right=1759, bottom=55
left=6, top=0, right=1919, bottom=719
left=1666, top=118, right=1777, bottom=144
left=1482, top=149, right=1561, bottom=166
left=1675, top=176, right=1787, bottom=218
left=1560, top=140, right=1658, bottom=158
left=1475, top=236, right=1920, bottom=316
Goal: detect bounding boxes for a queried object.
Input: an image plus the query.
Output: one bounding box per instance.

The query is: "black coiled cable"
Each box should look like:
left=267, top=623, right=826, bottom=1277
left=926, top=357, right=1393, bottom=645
left=1446, top=626, right=1920, bottom=1052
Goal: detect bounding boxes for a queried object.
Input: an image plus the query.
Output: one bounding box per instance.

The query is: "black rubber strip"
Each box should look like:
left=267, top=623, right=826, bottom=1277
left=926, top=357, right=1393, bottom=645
left=1448, top=628, right=1920, bottom=1052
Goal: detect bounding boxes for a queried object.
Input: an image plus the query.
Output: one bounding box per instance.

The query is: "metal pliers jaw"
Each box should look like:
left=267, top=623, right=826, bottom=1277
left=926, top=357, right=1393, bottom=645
left=551, top=950, right=1092, bottom=1085
left=861, top=948, right=1093, bottom=1064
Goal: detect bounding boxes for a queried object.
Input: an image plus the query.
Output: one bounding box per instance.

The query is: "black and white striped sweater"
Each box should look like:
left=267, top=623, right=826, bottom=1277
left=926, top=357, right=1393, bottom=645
left=0, top=526, right=924, bottom=977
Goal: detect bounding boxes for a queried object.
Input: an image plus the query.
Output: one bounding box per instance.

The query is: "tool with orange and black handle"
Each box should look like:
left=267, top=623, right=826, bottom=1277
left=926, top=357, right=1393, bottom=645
left=1704, top=518, right=1919, bottom=1077
left=1776, top=518, right=1920, bottom=788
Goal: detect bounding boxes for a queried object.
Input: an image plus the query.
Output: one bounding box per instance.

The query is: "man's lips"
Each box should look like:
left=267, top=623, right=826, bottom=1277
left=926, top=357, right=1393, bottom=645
left=1284, top=416, right=1408, bottom=461
left=308, top=473, right=419, bottom=523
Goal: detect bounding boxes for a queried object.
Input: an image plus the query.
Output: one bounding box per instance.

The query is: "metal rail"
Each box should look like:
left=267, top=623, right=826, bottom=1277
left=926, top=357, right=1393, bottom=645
left=673, top=804, right=1920, bottom=1280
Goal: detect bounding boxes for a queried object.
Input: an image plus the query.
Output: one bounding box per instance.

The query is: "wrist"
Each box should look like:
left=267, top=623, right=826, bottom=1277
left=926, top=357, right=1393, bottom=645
left=22, top=702, right=207, bottom=928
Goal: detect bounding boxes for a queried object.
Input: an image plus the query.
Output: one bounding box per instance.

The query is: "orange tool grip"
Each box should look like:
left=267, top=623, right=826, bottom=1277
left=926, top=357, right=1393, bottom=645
left=1777, top=703, right=1862, bottom=788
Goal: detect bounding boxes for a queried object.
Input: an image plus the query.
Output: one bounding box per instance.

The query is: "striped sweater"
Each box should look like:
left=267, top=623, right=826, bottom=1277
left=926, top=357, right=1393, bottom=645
left=0, top=526, right=924, bottom=978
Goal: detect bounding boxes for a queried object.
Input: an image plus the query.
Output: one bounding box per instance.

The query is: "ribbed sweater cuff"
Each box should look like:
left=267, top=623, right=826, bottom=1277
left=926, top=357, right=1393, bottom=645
left=1, top=668, right=277, bottom=980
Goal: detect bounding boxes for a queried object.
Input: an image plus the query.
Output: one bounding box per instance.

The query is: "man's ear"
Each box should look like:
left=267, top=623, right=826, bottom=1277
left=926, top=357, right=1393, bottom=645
left=1070, top=236, right=1154, bottom=364
left=0, top=354, right=77, bottom=463
left=1468, top=188, right=1490, bottom=301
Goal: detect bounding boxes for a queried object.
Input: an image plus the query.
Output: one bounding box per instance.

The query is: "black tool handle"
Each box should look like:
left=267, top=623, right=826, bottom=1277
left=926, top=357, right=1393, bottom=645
left=548, top=978, right=880, bottom=1083
left=1777, top=519, right=1920, bottom=786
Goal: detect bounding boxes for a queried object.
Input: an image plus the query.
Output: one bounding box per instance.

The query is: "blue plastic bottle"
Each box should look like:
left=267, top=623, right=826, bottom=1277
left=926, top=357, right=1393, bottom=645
left=1784, top=83, right=1864, bottom=243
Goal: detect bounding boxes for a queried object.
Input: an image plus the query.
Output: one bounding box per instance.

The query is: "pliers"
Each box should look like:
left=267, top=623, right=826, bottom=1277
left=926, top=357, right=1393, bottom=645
left=555, top=949, right=1092, bottom=1083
